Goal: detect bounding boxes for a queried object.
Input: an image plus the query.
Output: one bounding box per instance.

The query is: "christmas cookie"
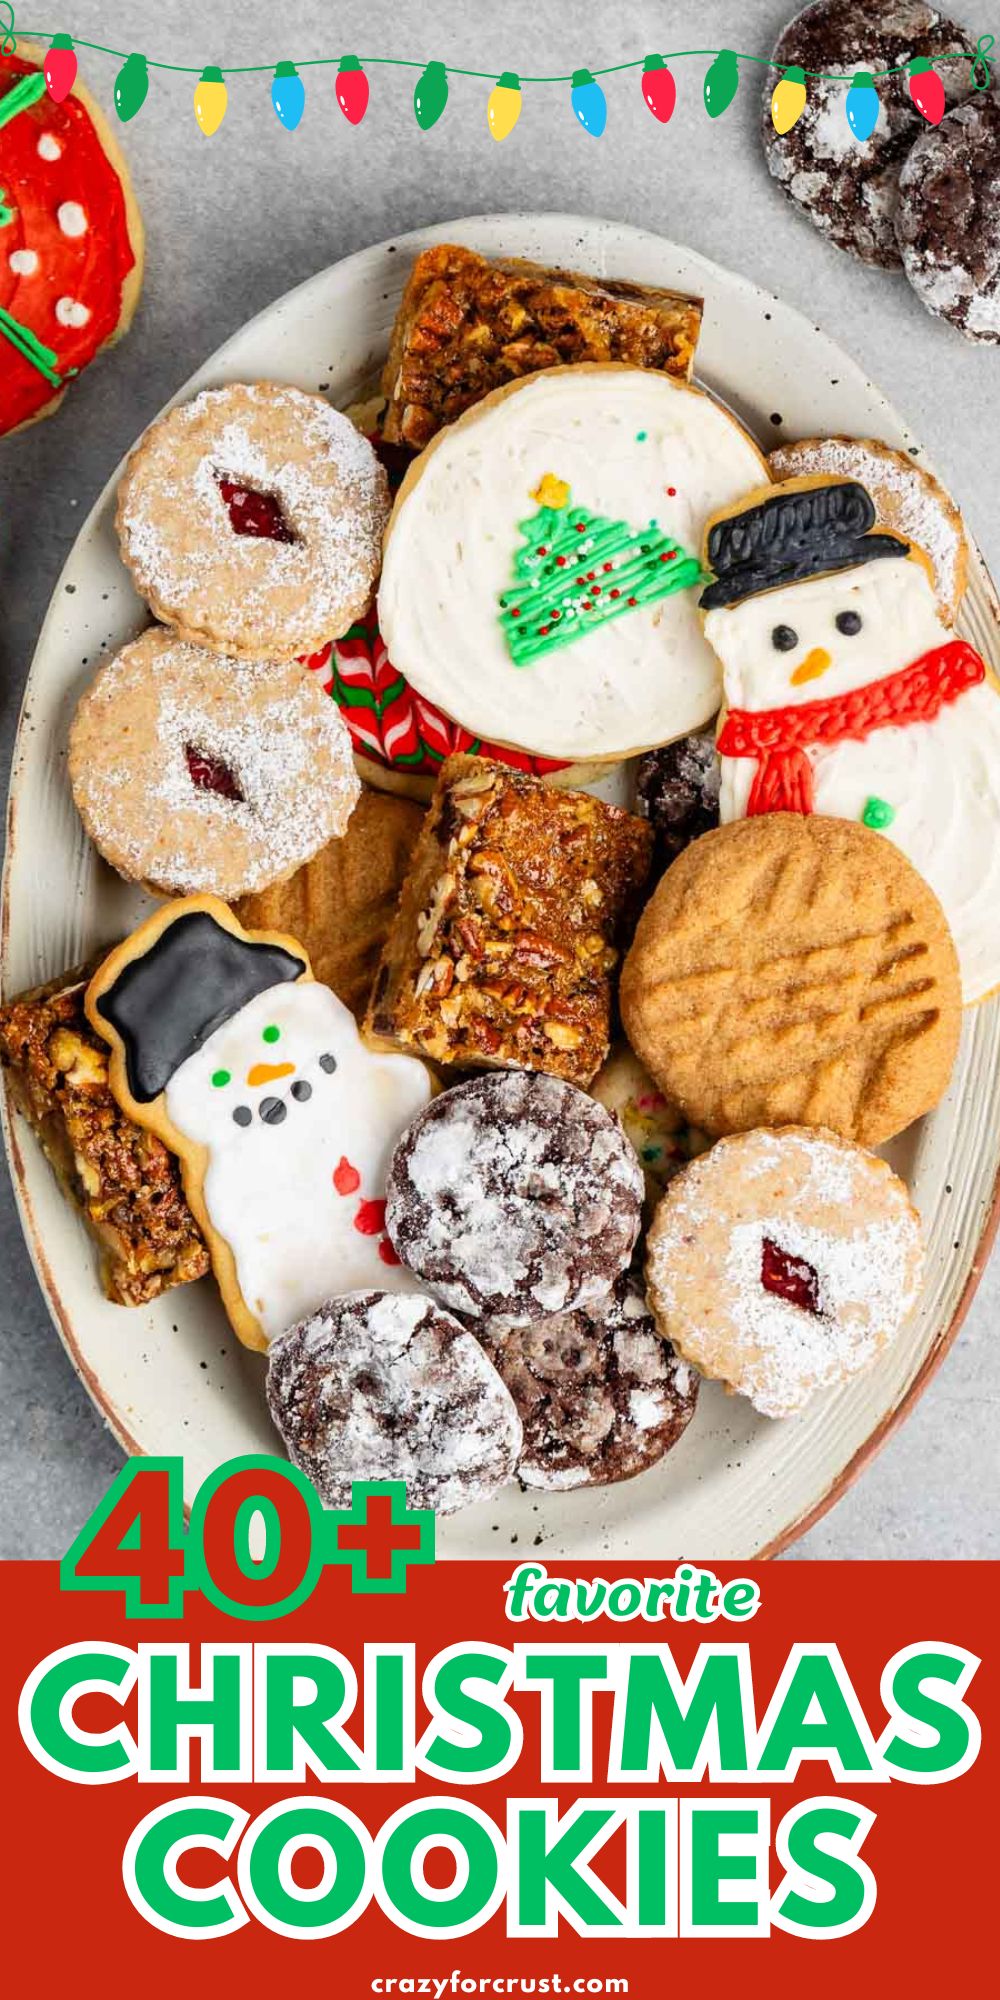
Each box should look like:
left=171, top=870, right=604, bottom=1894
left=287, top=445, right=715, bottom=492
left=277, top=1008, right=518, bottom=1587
left=702, top=477, right=1000, bottom=1002
left=635, top=731, right=720, bottom=871
left=479, top=1273, right=699, bottom=1490
left=86, top=897, right=433, bottom=1351
left=377, top=366, right=768, bottom=763
left=68, top=628, right=360, bottom=901
left=619, top=814, right=962, bottom=1146
left=589, top=1043, right=709, bottom=1215
left=768, top=437, right=968, bottom=619
left=0, top=41, right=143, bottom=434
left=267, top=1291, right=522, bottom=1514
left=895, top=94, right=1000, bottom=343
left=236, top=786, right=424, bottom=1023
left=761, top=3, right=980, bottom=268
left=115, top=383, right=390, bottom=660
left=385, top=1071, right=644, bottom=1329
left=645, top=1127, right=924, bottom=1418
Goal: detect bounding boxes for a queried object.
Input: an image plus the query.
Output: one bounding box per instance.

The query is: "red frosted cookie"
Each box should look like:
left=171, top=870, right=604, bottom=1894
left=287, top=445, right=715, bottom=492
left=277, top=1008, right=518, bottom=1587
left=0, top=41, right=143, bottom=435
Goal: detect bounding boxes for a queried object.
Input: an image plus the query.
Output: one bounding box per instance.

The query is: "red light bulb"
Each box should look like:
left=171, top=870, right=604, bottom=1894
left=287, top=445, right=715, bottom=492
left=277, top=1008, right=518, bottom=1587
left=44, top=34, right=78, bottom=104
left=642, top=53, right=677, bottom=124
left=908, top=57, right=945, bottom=124
left=336, top=54, right=370, bottom=126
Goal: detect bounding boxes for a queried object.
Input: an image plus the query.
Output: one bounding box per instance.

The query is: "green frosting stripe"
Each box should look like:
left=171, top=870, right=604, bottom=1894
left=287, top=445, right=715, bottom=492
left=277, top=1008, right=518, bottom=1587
left=498, top=495, right=706, bottom=667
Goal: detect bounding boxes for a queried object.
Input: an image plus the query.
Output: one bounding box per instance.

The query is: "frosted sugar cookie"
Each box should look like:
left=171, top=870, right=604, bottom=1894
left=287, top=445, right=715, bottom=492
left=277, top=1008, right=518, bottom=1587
left=645, top=1127, right=924, bottom=1418
left=116, top=382, right=389, bottom=660
left=377, top=366, right=768, bottom=762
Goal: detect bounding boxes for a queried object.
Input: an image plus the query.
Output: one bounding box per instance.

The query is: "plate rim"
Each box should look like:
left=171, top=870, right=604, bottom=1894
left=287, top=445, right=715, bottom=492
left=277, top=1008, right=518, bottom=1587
left=4, top=209, right=1000, bottom=1556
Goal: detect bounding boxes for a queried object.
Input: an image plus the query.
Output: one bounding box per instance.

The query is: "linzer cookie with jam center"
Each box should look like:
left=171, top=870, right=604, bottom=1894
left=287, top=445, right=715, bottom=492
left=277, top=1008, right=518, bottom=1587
left=366, top=754, right=652, bottom=1085
left=115, top=382, right=390, bottom=660
left=645, top=1127, right=924, bottom=1417
left=69, top=628, right=360, bottom=901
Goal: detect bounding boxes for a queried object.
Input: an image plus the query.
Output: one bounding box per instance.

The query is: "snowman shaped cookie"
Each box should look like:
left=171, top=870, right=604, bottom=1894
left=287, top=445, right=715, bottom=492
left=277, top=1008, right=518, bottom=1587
left=702, top=476, right=1000, bottom=1004
left=86, top=897, right=432, bottom=1349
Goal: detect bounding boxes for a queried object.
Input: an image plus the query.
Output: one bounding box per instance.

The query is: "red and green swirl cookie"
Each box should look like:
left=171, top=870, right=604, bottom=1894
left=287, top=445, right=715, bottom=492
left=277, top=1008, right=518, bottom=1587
left=0, top=42, right=143, bottom=435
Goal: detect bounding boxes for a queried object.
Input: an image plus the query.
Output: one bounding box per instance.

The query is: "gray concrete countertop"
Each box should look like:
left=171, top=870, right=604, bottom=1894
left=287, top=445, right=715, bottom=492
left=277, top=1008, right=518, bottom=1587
left=1, top=1, right=998, bottom=1558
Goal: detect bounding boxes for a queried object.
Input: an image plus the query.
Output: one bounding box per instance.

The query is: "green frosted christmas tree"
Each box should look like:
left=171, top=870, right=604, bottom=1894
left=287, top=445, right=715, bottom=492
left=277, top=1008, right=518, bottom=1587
left=497, top=472, right=705, bottom=668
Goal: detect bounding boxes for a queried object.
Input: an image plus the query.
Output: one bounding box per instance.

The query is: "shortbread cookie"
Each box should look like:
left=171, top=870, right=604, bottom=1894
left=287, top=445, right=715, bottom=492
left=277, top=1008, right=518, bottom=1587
left=645, top=1127, right=924, bottom=1417
left=768, top=437, right=967, bottom=619
left=267, top=1291, right=522, bottom=1514
left=761, top=3, right=980, bottom=268
left=69, top=628, right=360, bottom=901
left=702, top=476, right=1000, bottom=1002
left=0, top=41, right=144, bottom=434
left=589, top=1043, right=708, bottom=1214
left=236, top=787, right=424, bottom=1021
left=619, top=814, right=962, bottom=1146
left=479, top=1273, right=699, bottom=1489
left=378, top=366, right=767, bottom=762
left=86, top=897, right=433, bottom=1350
left=895, top=94, right=1000, bottom=343
left=116, top=383, right=389, bottom=659
left=385, top=1071, right=644, bottom=1329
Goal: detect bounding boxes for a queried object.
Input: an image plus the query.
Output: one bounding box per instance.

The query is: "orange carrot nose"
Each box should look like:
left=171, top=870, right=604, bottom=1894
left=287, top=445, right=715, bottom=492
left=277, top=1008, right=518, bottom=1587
left=246, top=1061, right=294, bottom=1088
left=790, top=647, right=832, bottom=686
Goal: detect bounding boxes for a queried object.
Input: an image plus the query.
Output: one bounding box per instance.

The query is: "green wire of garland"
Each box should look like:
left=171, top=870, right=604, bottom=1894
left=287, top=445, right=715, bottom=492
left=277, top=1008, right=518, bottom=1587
left=7, top=23, right=996, bottom=88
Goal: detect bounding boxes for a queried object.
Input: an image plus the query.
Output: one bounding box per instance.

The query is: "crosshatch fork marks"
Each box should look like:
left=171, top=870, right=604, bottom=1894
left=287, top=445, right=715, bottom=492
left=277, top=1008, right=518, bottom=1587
left=620, top=814, right=962, bottom=1148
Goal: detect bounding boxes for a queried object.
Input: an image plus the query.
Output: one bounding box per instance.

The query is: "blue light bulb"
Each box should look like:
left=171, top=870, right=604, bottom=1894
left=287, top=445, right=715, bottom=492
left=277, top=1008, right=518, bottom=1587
left=272, top=61, right=305, bottom=131
left=570, top=68, right=607, bottom=137
left=845, top=69, right=879, bottom=143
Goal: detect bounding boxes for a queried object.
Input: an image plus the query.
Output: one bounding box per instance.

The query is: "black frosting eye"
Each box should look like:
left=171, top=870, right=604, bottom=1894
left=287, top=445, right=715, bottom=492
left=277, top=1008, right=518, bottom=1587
left=836, top=610, right=863, bottom=635
left=319, top=1053, right=338, bottom=1074
left=291, top=1079, right=312, bottom=1102
left=771, top=624, right=798, bottom=651
left=259, top=1096, right=286, bottom=1125
left=232, top=1105, right=252, bottom=1128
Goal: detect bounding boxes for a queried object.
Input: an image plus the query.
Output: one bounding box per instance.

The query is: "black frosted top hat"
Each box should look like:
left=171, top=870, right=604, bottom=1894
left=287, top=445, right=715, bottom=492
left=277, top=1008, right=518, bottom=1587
left=94, top=908, right=307, bottom=1103
left=698, top=480, right=910, bottom=610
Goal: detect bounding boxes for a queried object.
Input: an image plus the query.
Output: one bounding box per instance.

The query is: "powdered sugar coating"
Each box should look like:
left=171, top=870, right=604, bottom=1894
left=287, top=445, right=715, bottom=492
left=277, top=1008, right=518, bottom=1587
left=768, top=436, right=966, bottom=619
left=896, top=96, right=1000, bottom=344
left=266, top=1289, right=522, bottom=1513
left=479, top=1271, right=699, bottom=1490
left=761, top=3, right=979, bottom=268
left=69, top=627, right=360, bottom=899
left=386, top=1072, right=644, bottom=1328
left=116, top=382, right=390, bottom=659
left=646, top=1127, right=923, bottom=1418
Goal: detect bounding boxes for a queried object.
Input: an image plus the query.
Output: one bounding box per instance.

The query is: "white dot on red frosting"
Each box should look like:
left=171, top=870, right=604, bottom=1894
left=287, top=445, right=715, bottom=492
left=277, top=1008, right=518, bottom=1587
left=37, top=133, right=62, bottom=161
left=57, top=201, right=88, bottom=239
left=55, top=296, right=91, bottom=328
left=8, top=249, right=39, bottom=277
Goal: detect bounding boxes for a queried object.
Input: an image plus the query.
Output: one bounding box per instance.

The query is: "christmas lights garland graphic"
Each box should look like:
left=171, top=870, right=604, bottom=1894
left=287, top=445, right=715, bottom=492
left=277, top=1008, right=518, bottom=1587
left=0, top=7, right=993, bottom=139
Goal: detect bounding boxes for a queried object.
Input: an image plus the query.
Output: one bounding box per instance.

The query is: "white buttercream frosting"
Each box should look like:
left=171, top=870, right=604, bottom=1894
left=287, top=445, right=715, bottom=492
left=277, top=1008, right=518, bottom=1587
left=378, top=368, right=766, bottom=761
left=710, top=557, right=1000, bottom=1003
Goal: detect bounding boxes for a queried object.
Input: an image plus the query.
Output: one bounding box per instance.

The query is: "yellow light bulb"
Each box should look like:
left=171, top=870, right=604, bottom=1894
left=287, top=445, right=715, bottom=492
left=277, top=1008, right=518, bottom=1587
left=771, top=66, right=807, bottom=134
left=488, top=71, right=522, bottom=143
left=194, top=65, right=228, bottom=137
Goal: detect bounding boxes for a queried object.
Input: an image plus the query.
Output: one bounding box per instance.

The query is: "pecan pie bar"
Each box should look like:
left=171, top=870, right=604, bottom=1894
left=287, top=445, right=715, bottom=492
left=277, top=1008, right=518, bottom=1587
left=366, top=756, right=653, bottom=1084
left=381, top=243, right=703, bottom=450
left=0, top=967, right=208, bottom=1306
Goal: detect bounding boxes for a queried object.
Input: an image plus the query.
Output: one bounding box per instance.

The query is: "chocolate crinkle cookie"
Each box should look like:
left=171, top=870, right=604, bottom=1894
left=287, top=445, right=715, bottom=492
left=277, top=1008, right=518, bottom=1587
left=479, top=1273, right=700, bottom=1490
left=385, top=1071, right=644, bottom=1328
left=635, top=733, right=720, bottom=869
left=762, top=2, right=980, bottom=267
left=266, top=1290, right=522, bottom=1515
left=896, top=94, right=1000, bottom=342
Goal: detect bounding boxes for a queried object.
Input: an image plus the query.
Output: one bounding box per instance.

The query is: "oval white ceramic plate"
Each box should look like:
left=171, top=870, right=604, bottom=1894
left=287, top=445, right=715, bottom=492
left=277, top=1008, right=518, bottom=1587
left=4, top=214, right=999, bottom=1559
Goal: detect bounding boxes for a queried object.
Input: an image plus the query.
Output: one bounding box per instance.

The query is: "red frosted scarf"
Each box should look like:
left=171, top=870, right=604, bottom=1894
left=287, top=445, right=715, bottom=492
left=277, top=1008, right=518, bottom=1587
left=716, top=638, right=985, bottom=816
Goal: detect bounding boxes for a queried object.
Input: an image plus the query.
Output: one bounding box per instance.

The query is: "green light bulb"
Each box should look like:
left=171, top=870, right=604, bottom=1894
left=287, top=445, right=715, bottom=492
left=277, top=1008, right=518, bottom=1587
left=414, top=60, right=448, bottom=131
left=114, top=51, right=149, bottom=123
left=704, top=48, right=740, bottom=119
